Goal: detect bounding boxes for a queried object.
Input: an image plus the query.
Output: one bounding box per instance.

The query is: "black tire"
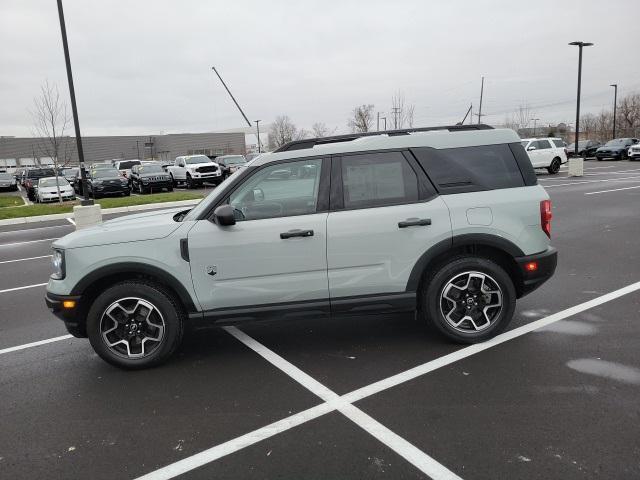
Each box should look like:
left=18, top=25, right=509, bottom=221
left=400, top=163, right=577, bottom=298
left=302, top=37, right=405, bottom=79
left=547, top=157, right=561, bottom=174
left=621, top=150, right=628, bottom=161
left=420, top=256, right=516, bottom=343
left=86, top=281, right=184, bottom=369
left=138, top=183, right=147, bottom=194
left=167, top=186, right=174, bottom=192
left=186, top=174, right=193, bottom=189
left=170, top=174, right=177, bottom=187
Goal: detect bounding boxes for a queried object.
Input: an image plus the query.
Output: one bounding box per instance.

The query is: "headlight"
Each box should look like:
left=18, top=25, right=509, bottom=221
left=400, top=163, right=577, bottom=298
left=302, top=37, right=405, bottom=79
left=51, top=249, right=65, bottom=280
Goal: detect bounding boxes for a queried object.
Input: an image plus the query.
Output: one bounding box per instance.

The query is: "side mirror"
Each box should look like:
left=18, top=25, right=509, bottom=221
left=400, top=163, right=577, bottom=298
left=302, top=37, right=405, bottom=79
left=253, top=188, right=265, bottom=202
left=527, top=146, right=537, bottom=151
left=214, top=204, right=236, bottom=226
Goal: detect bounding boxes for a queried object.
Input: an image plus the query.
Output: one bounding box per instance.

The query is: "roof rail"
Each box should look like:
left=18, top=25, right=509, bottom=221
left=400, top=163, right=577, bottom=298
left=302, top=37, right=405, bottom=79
left=274, top=124, right=494, bottom=152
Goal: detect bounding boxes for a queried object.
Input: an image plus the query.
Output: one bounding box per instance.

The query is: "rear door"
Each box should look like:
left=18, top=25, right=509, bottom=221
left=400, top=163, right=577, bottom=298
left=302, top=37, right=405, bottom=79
left=535, top=139, right=554, bottom=167
left=326, top=151, right=452, bottom=310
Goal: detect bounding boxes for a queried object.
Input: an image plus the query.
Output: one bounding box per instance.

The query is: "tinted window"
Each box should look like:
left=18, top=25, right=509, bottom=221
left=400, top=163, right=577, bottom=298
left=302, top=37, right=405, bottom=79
left=411, top=144, right=525, bottom=193
left=537, top=140, right=552, bottom=149
left=229, top=158, right=322, bottom=221
left=93, top=169, right=120, bottom=178
left=138, top=164, right=164, bottom=173
left=28, top=169, right=55, bottom=178
left=340, top=152, right=418, bottom=209
left=117, top=161, right=140, bottom=170
left=552, top=139, right=565, bottom=148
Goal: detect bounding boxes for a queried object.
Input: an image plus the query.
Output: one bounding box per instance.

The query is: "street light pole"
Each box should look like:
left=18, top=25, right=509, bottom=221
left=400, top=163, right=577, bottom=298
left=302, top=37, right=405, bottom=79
left=610, top=84, right=618, bottom=139
left=254, top=120, right=261, bottom=153
left=569, top=41, right=593, bottom=158
left=477, top=76, right=484, bottom=125
left=57, top=0, right=92, bottom=205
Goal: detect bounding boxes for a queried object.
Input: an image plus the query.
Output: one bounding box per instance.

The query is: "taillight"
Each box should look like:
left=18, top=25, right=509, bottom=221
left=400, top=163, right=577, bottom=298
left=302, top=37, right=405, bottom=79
left=540, top=199, right=552, bottom=238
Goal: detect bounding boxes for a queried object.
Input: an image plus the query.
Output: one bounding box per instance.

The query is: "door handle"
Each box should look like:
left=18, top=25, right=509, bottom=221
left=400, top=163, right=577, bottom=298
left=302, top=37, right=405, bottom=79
left=398, top=218, right=431, bottom=228
left=280, top=229, right=314, bottom=239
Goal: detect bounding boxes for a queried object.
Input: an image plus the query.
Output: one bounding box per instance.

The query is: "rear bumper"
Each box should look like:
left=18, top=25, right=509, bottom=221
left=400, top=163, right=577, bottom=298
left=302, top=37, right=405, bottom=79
left=516, top=247, right=557, bottom=297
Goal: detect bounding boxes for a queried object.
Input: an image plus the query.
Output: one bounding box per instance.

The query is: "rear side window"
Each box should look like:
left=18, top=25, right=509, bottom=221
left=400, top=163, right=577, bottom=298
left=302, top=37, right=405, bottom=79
left=552, top=139, right=565, bottom=148
left=411, top=144, right=526, bottom=194
left=537, top=140, right=552, bottom=149
left=340, top=152, right=418, bottom=209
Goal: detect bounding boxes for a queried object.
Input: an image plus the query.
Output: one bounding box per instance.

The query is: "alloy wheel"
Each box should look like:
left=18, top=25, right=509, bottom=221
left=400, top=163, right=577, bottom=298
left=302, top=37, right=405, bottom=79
left=100, top=297, right=165, bottom=358
left=440, top=271, right=503, bottom=333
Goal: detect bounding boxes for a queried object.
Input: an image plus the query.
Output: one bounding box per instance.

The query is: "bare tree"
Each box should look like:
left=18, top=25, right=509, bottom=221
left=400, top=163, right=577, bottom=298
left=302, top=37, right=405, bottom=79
left=267, top=115, right=307, bottom=150
left=347, top=104, right=375, bottom=133
left=390, top=91, right=417, bottom=129
left=617, top=93, right=640, bottom=138
left=580, top=113, right=598, bottom=141
left=311, top=122, right=336, bottom=138
left=31, top=80, right=70, bottom=203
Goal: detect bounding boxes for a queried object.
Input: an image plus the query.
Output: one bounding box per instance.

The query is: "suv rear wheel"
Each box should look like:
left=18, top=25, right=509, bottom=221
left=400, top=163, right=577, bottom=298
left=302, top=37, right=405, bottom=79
left=421, top=256, right=516, bottom=343
left=86, top=281, right=184, bottom=369
left=547, top=157, right=561, bottom=174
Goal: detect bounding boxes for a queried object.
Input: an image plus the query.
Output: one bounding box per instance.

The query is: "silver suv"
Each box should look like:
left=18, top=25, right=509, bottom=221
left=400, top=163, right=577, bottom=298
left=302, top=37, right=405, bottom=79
left=46, top=125, right=557, bottom=369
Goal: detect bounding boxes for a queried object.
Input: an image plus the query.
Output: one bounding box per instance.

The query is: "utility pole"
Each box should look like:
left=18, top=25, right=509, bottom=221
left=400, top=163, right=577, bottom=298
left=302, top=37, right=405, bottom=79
left=610, top=84, right=618, bottom=139
left=136, top=140, right=140, bottom=159
left=569, top=41, right=594, bottom=156
left=56, top=0, right=92, bottom=205
left=532, top=118, right=540, bottom=136
left=477, top=76, right=485, bottom=125
left=391, top=107, right=400, bottom=129
left=254, top=120, right=261, bottom=153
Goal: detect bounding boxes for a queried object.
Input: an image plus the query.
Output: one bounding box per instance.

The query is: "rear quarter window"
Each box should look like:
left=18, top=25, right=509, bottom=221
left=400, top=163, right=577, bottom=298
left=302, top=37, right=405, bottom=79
left=552, top=139, right=565, bottom=148
left=411, top=144, right=529, bottom=194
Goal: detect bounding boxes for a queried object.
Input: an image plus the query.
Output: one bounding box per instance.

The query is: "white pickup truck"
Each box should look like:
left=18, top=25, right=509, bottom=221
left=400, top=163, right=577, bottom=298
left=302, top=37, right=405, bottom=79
left=164, top=155, right=223, bottom=188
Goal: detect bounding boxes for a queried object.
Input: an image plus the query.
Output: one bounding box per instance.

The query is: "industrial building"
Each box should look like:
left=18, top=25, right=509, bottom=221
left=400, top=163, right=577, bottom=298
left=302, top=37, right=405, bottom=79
left=0, top=131, right=246, bottom=171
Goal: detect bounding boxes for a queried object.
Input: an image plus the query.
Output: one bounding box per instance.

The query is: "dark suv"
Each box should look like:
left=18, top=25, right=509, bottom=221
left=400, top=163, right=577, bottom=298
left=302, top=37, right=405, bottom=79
left=24, top=168, right=56, bottom=200
left=130, top=163, right=173, bottom=194
left=86, top=168, right=131, bottom=198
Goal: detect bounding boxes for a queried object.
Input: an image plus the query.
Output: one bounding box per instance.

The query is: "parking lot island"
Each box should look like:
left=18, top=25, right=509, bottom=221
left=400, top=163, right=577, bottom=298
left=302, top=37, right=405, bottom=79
left=72, top=203, right=102, bottom=229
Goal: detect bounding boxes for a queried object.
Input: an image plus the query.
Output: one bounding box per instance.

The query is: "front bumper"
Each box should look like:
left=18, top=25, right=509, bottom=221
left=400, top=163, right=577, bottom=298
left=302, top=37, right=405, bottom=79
left=39, top=193, right=75, bottom=202
left=595, top=151, right=623, bottom=159
left=141, top=180, right=173, bottom=189
left=515, top=247, right=558, bottom=297
left=45, top=291, right=86, bottom=337
left=192, top=171, right=222, bottom=179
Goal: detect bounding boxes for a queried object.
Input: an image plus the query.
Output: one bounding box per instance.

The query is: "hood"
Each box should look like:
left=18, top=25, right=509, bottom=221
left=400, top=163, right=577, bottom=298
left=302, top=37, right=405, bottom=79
left=597, top=145, right=625, bottom=152
left=39, top=185, right=73, bottom=193
left=53, top=207, right=187, bottom=249
left=188, top=162, right=219, bottom=168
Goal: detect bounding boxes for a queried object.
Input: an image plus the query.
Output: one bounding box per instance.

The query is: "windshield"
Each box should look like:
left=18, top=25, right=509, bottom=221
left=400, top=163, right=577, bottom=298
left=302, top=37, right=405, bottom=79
left=28, top=169, right=55, bottom=178
left=220, top=156, right=246, bottom=166
left=92, top=169, right=121, bottom=178
left=185, top=156, right=212, bottom=165
left=63, top=168, right=78, bottom=175
left=138, top=165, right=164, bottom=173
left=39, top=177, right=70, bottom=187
left=117, top=161, right=141, bottom=170
left=604, top=139, right=628, bottom=146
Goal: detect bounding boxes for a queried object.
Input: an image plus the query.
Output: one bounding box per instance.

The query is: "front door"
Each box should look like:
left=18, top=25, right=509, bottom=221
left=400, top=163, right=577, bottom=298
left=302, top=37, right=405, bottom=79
left=187, top=157, right=329, bottom=311
left=326, top=151, right=452, bottom=302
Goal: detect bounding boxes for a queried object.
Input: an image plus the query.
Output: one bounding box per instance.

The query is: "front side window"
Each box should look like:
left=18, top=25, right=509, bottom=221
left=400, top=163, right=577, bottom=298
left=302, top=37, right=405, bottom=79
left=341, top=152, right=418, bottom=209
left=228, top=158, right=322, bottom=221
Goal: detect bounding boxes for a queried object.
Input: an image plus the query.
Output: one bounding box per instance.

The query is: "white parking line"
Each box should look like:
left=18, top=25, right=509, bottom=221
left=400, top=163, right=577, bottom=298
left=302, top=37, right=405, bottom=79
left=0, top=282, right=48, bottom=294
left=66, top=218, right=76, bottom=225
left=0, top=237, right=59, bottom=247
left=0, top=224, right=71, bottom=235
left=0, top=334, right=73, bottom=355
left=584, top=185, right=640, bottom=195
left=135, top=280, right=640, bottom=480
left=542, top=175, right=640, bottom=188
left=0, top=255, right=52, bottom=264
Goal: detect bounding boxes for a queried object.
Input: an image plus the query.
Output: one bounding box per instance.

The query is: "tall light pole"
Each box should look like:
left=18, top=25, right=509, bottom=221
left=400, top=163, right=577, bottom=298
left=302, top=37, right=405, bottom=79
left=57, top=0, right=92, bottom=205
left=532, top=118, right=540, bottom=136
left=610, top=84, right=618, bottom=139
left=254, top=120, right=261, bottom=153
left=569, top=41, right=593, bottom=157
left=477, top=76, right=485, bottom=125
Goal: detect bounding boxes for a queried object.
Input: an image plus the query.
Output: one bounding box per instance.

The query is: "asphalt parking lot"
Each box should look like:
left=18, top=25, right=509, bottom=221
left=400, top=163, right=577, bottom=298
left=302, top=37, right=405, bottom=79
left=1, top=159, right=639, bottom=479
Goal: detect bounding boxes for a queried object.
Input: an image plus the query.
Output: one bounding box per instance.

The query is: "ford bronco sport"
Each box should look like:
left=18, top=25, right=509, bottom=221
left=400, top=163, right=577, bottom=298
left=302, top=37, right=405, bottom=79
left=46, top=125, right=557, bottom=369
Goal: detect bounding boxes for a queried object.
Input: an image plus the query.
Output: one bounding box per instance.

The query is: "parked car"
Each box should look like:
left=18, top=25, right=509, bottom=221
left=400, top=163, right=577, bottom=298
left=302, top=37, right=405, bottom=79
left=61, top=167, right=79, bottom=183
left=165, top=155, right=222, bottom=188
left=215, top=155, right=248, bottom=179
left=628, top=143, right=640, bottom=161
left=520, top=137, right=567, bottom=174
left=86, top=168, right=131, bottom=199
left=595, top=138, right=639, bottom=160
left=130, top=163, right=173, bottom=194
left=0, top=172, right=18, bottom=191
left=24, top=168, right=56, bottom=200
left=112, top=159, right=142, bottom=179
left=46, top=125, right=557, bottom=369
left=566, top=140, right=601, bottom=158
left=35, top=177, right=76, bottom=203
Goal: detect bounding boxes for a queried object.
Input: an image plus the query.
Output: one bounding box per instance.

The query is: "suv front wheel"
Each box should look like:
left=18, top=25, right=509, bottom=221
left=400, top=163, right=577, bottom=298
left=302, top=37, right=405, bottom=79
left=87, top=281, right=184, bottom=369
left=422, top=256, right=516, bottom=343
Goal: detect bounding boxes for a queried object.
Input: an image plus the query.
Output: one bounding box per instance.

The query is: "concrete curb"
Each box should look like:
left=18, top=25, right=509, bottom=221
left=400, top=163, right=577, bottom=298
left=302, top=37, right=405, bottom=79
left=0, top=198, right=201, bottom=226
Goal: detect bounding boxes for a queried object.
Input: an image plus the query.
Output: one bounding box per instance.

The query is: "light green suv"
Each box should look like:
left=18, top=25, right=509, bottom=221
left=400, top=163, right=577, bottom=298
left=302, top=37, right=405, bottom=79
left=46, top=125, right=557, bottom=369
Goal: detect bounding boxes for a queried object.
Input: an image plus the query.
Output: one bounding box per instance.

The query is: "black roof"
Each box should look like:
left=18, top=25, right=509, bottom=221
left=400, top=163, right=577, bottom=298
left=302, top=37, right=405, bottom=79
left=274, top=124, right=494, bottom=152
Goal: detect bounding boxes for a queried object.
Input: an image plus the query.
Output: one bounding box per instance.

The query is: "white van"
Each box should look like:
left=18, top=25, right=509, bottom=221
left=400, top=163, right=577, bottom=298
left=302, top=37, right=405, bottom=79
left=521, top=138, right=567, bottom=174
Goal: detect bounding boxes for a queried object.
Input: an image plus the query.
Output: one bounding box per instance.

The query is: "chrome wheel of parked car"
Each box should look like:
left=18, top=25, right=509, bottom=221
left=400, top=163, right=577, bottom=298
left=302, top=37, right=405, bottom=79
left=100, top=297, right=165, bottom=359
left=440, top=271, right=503, bottom=333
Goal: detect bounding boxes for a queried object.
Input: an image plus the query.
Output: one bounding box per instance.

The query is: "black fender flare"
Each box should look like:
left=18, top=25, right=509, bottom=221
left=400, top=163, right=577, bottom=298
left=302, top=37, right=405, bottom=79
left=70, top=262, right=198, bottom=312
left=405, top=233, right=524, bottom=292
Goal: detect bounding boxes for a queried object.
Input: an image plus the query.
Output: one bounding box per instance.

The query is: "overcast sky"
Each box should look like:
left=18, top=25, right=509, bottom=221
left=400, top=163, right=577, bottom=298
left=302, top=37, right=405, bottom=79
left=1, top=0, right=639, bottom=137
